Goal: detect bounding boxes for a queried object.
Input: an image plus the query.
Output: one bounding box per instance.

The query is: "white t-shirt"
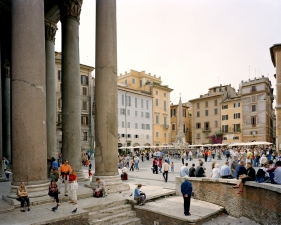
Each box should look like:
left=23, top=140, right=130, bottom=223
left=211, top=168, right=220, bottom=178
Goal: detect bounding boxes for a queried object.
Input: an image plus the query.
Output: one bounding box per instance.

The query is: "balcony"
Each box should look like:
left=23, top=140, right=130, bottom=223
left=162, top=124, right=169, bottom=129
left=202, top=127, right=211, bottom=132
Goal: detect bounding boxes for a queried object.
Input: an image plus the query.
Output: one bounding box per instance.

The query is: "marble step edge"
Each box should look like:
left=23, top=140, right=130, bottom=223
left=113, top=217, right=141, bottom=225
left=89, top=211, right=136, bottom=225
left=83, top=199, right=128, bottom=212
left=88, top=204, right=132, bottom=220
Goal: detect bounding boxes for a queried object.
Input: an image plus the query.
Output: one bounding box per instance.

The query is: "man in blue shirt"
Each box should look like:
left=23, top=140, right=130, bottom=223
left=52, top=159, right=59, bottom=170
left=220, top=161, right=233, bottom=179
left=179, top=163, right=189, bottom=177
left=134, top=184, right=145, bottom=206
left=181, top=178, right=192, bottom=216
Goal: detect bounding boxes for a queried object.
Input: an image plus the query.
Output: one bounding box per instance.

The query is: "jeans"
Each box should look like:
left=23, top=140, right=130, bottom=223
left=153, top=165, right=158, bottom=174
left=17, top=197, right=30, bottom=208
left=159, top=166, right=162, bottom=173
left=135, top=162, right=139, bottom=170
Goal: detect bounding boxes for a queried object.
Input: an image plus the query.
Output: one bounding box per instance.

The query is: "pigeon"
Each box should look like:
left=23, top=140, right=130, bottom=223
left=129, top=193, right=132, bottom=197
left=119, top=191, right=122, bottom=194
left=72, top=208, right=77, bottom=214
left=51, top=205, right=58, bottom=212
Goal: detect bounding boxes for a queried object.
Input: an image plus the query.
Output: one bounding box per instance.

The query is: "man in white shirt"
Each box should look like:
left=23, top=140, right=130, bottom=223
left=163, top=160, right=169, bottom=182
left=179, top=163, right=189, bottom=177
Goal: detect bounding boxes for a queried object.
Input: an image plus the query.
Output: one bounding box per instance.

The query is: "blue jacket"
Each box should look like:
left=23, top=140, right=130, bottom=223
left=181, top=180, right=192, bottom=196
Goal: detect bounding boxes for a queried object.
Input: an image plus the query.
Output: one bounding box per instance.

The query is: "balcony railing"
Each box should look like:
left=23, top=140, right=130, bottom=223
left=202, top=127, right=211, bottom=132
left=162, top=124, right=169, bottom=129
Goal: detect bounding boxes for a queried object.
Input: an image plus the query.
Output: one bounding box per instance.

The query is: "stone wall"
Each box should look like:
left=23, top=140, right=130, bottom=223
left=176, top=177, right=281, bottom=225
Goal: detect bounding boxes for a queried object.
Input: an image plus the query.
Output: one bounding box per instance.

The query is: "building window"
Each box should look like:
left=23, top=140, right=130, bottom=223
left=164, top=92, right=166, bottom=97
left=251, top=131, right=257, bottom=135
left=164, top=116, right=167, bottom=126
left=155, top=99, right=159, bottom=106
left=126, top=96, right=131, bottom=106
left=146, top=135, right=149, bottom=139
left=135, top=111, right=137, bottom=117
left=58, top=113, right=62, bottom=122
left=122, top=95, right=124, bottom=106
left=132, top=78, right=135, bottom=84
left=183, top=123, right=186, bottom=133
left=204, top=122, right=210, bottom=130
left=83, top=87, right=87, bottom=95
left=234, top=124, right=240, bottom=132
left=83, top=132, right=87, bottom=140
left=171, top=108, right=176, bottom=117
left=196, top=133, right=200, bottom=139
left=252, top=105, right=256, bottom=112
left=81, top=116, right=88, bottom=125
left=205, top=101, right=208, bottom=108
left=205, top=110, right=208, bottom=116
left=222, top=105, right=228, bottom=109
left=122, top=121, right=125, bottom=128
left=234, top=113, right=240, bottom=119
left=252, top=96, right=256, bottom=102
left=214, top=99, right=217, bottom=106
left=135, top=123, right=138, bottom=129
left=146, top=100, right=149, bottom=110
left=223, top=137, right=227, bottom=140
left=81, top=75, right=88, bottom=85
left=234, top=102, right=240, bottom=108
left=172, top=123, right=176, bottom=130
left=233, top=136, right=239, bottom=140
left=197, top=111, right=200, bottom=117
left=141, top=112, right=144, bottom=117
left=214, top=108, right=218, bottom=115
left=120, top=108, right=125, bottom=115
left=196, top=123, right=201, bottom=129
left=183, top=109, right=187, bottom=117
left=146, top=124, right=150, bottom=130
left=197, top=103, right=200, bottom=109
left=58, top=70, right=62, bottom=81
left=222, top=125, right=228, bottom=132
left=214, top=120, right=218, bottom=128
left=127, top=122, right=130, bottom=128
left=124, top=80, right=127, bottom=85
left=134, top=134, right=139, bottom=138
left=127, top=134, right=131, bottom=138
left=141, top=99, right=144, bottom=108
left=140, top=80, right=142, bottom=87
left=142, top=124, right=145, bottom=129
left=135, top=97, right=137, bottom=108
left=145, top=112, right=150, bottom=118
left=251, top=116, right=257, bottom=127
left=222, top=115, right=228, bottom=120
left=156, top=131, right=159, bottom=137
left=251, top=86, right=257, bottom=92
left=156, top=115, right=159, bottom=124
left=58, top=98, right=62, bottom=109
left=164, top=101, right=166, bottom=111
left=156, top=90, right=158, bottom=95
left=127, top=109, right=130, bottom=116
left=164, top=132, right=167, bottom=138
left=82, top=101, right=87, bottom=111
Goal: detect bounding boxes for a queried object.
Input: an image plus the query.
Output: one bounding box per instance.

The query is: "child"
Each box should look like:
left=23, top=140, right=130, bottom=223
left=170, top=162, right=174, bottom=173
left=88, top=163, right=92, bottom=178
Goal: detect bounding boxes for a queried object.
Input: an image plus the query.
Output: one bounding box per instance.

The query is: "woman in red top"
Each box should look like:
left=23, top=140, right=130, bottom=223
left=68, top=170, right=77, bottom=204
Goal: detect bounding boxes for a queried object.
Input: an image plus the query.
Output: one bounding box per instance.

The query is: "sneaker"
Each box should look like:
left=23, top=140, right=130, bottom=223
left=20, top=209, right=25, bottom=212
left=185, top=213, right=191, bottom=216
left=65, top=194, right=68, bottom=196
left=28, top=208, right=30, bottom=211
left=139, top=203, right=143, bottom=206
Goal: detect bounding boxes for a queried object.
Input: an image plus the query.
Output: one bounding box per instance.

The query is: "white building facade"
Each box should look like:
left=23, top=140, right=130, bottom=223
left=118, top=86, right=153, bottom=147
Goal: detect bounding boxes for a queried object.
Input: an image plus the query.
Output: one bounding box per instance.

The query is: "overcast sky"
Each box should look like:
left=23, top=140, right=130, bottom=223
left=55, top=0, right=281, bottom=105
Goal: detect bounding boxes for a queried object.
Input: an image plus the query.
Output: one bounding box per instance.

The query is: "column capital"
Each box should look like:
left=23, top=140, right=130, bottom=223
left=45, top=21, right=58, bottom=43
left=59, top=0, right=83, bottom=22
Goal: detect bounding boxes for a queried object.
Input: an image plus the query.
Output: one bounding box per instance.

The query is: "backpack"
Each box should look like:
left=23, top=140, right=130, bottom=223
left=5, top=160, right=9, bottom=166
left=94, top=190, right=103, bottom=198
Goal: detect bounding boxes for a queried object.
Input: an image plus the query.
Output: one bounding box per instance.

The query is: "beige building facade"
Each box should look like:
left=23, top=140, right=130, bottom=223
left=221, top=96, right=243, bottom=144
left=117, top=70, right=173, bottom=146
left=189, top=84, right=237, bottom=144
left=55, top=52, right=94, bottom=153
left=240, top=77, right=274, bottom=143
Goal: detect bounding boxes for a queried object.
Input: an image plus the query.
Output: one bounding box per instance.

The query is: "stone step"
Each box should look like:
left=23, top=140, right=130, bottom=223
left=113, top=217, right=142, bottom=225
left=89, top=211, right=136, bottom=225
left=88, top=204, right=132, bottom=220
left=84, top=199, right=127, bottom=212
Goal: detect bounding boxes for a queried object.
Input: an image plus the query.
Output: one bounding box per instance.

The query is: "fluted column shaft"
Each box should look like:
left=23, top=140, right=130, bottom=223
left=45, top=21, right=58, bottom=160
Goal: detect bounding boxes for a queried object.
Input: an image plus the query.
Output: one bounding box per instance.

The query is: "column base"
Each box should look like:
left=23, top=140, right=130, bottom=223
left=88, top=175, right=130, bottom=194
left=7, top=182, right=49, bottom=199
left=76, top=169, right=90, bottom=182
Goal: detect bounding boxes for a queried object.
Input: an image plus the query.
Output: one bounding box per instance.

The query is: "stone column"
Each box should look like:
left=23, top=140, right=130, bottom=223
left=59, top=0, right=84, bottom=179
left=270, top=44, right=281, bottom=151
left=3, top=60, right=11, bottom=162
left=8, top=0, right=49, bottom=198
left=0, top=34, right=3, bottom=176
left=45, top=21, right=58, bottom=160
left=90, top=0, right=129, bottom=193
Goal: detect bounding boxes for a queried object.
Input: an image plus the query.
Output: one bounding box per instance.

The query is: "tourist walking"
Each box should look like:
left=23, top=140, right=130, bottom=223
left=152, top=158, right=158, bottom=174
left=163, top=160, right=169, bottom=182
left=181, top=178, right=192, bottom=216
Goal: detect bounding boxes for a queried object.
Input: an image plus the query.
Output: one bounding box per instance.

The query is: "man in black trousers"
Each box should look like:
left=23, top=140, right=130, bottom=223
left=181, top=178, right=193, bottom=216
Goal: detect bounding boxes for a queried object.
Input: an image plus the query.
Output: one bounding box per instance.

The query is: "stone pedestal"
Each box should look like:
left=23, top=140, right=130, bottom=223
left=90, top=0, right=129, bottom=192
left=90, top=175, right=129, bottom=193
left=60, top=0, right=83, bottom=179
left=9, top=0, right=49, bottom=197
left=45, top=21, right=58, bottom=160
